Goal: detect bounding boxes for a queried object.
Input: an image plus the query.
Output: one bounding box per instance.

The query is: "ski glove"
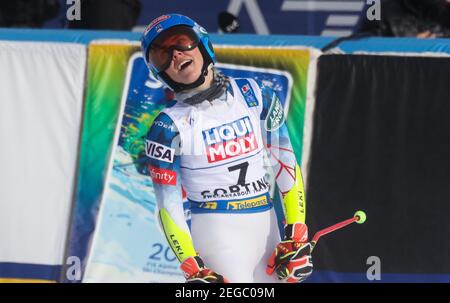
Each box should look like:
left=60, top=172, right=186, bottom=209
left=180, top=255, right=229, bottom=283
left=266, top=222, right=313, bottom=283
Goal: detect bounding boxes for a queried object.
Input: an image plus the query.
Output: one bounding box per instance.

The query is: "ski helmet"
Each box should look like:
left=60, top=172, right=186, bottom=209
left=141, top=14, right=216, bottom=92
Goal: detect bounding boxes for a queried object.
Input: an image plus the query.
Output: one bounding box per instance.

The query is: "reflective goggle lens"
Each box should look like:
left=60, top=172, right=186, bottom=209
left=148, top=26, right=199, bottom=71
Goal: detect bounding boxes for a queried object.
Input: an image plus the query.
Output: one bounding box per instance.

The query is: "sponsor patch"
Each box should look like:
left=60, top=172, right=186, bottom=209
left=265, top=93, right=285, bottom=131
left=189, top=192, right=272, bottom=213
left=144, top=15, right=170, bottom=35
left=145, top=140, right=175, bottom=163
left=202, top=116, right=258, bottom=163
left=227, top=195, right=268, bottom=210
left=152, top=120, right=176, bottom=132
left=149, top=166, right=176, bottom=186
left=236, top=79, right=258, bottom=108
left=197, top=202, right=217, bottom=210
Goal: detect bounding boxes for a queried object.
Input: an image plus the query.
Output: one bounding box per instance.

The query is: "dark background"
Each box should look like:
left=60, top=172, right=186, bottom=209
left=306, top=54, right=450, bottom=275
left=41, top=0, right=368, bottom=35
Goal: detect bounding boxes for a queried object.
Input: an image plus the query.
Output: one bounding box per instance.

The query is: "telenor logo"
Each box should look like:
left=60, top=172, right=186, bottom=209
left=145, top=140, right=174, bottom=163
left=202, top=116, right=258, bottom=163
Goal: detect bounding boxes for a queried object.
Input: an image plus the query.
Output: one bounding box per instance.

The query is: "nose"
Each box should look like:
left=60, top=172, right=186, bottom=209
left=172, top=49, right=184, bottom=60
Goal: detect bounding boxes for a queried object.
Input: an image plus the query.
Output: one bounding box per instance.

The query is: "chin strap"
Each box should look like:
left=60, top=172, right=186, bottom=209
left=182, top=69, right=230, bottom=105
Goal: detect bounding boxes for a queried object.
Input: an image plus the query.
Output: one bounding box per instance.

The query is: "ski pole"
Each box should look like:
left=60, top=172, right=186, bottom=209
left=310, top=210, right=366, bottom=252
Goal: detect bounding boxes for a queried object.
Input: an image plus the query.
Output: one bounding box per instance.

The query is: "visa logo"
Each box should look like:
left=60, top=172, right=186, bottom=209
left=145, top=140, right=174, bottom=163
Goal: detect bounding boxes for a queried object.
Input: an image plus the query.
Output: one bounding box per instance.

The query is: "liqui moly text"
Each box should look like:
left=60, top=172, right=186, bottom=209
left=202, top=116, right=258, bottom=163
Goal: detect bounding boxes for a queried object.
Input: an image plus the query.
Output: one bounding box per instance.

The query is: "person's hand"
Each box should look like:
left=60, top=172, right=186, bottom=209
left=180, top=255, right=229, bottom=283
left=266, top=222, right=313, bottom=283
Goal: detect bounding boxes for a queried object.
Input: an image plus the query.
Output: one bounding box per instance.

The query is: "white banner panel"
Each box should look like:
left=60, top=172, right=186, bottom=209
left=0, top=41, right=86, bottom=281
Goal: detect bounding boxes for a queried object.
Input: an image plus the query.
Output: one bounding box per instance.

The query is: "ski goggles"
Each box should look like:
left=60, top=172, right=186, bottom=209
left=148, top=26, right=199, bottom=72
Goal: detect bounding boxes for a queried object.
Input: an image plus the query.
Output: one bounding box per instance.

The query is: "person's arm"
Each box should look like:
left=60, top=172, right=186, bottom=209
left=258, top=84, right=313, bottom=283
left=145, top=112, right=196, bottom=262
left=145, top=112, right=227, bottom=283
left=259, top=85, right=306, bottom=226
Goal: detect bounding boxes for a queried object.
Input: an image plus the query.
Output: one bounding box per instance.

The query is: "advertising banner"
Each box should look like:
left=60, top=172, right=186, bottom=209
left=306, top=54, right=450, bottom=282
left=78, top=44, right=312, bottom=282
left=0, top=41, right=86, bottom=282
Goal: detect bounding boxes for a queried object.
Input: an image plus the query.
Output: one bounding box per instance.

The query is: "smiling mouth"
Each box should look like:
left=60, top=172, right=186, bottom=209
left=178, top=60, right=193, bottom=71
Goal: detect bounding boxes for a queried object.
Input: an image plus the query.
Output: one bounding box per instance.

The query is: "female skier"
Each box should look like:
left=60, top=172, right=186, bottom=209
left=141, top=13, right=313, bottom=283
